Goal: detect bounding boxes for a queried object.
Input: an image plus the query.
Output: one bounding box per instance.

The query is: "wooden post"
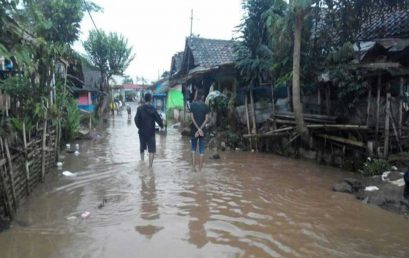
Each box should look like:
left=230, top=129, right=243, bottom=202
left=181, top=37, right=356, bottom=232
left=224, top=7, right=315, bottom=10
left=245, top=95, right=252, bottom=149
left=41, top=116, right=48, bottom=182
left=375, top=75, right=381, bottom=141
left=250, top=88, right=257, bottom=135
left=384, top=92, right=391, bottom=158
left=22, top=122, right=30, bottom=195
left=399, top=77, right=404, bottom=137
left=366, top=84, right=372, bottom=126
left=4, top=138, right=17, bottom=210
left=271, top=83, right=277, bottom=130
left=325, top=86, right=331, bottom=115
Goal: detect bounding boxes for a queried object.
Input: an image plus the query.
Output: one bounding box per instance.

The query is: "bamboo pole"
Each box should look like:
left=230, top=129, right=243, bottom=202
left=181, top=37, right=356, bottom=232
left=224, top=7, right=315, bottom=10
left=375, top=75, right=381, bottom=141
left=399, top=77, right=404, bottom=137
left=366, top=83, right=372, bottom=126
left=0, top=138, right=13, bottom=218
left=316, top=134, right=366, bottom=148
left=22, top=122, right=30, bottom=195
left=384, top=92, right=391, bottom=158
left=4, top=138, right=17, bottom=210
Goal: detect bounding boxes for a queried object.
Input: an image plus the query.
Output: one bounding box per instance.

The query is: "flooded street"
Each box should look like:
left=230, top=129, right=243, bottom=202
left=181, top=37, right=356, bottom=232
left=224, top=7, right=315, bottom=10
left=1, top=105, right=409, bottom=258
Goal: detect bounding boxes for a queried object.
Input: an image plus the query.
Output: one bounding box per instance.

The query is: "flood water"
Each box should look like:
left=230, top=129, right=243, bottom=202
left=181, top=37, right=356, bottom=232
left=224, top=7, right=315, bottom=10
left=1, top=104, right=409, bottom=258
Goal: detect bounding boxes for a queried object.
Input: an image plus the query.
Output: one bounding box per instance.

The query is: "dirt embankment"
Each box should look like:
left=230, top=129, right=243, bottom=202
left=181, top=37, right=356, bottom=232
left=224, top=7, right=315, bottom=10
left=333, top=171, right=409, bottom=218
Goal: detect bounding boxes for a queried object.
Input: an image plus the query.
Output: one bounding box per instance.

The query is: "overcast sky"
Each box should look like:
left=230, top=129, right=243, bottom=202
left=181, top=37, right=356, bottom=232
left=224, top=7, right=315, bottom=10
left=73, top=0, right=243, bottom=83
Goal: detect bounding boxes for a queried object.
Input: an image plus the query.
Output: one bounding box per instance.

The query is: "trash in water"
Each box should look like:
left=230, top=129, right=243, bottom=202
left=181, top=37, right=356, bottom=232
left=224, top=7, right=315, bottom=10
left=381, top=171, right=391, bottom=181
left=66, top=216, right=77, bottom=221
left=66, top=143, right=71, bottom=149
left=56, top=162, right=63, bottom=169
left=75, top=143, right=80, bottom=150
left=389, top=178, right=405, bottom=187
left=365, top=186, right=379, bottom=191
left=62, top=171, right=76, bottom=177
left=74, top=150, right=80, bottom=156
left=81, top=211, right=91, bottom=218
left=391, top=166, right=398, bottom=171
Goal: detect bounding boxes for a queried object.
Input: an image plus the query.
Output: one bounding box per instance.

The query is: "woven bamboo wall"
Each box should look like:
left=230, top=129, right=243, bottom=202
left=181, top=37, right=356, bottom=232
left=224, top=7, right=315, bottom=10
left=0, top=123, right=57, bottom=220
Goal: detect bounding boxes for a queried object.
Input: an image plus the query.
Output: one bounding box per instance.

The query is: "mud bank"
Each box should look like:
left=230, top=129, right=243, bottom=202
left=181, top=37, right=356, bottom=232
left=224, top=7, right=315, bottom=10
left=333, top=172, right=409, bottom=218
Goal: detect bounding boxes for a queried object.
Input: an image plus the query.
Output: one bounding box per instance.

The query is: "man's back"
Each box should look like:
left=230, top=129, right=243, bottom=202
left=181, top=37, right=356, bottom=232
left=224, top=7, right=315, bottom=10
left=135, top=104, right=163, bottom=137
left=190, top=101, right=209, bottom=134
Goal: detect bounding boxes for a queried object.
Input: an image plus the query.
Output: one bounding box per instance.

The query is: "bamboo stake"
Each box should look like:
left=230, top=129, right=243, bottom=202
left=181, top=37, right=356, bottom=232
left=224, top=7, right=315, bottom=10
left=22, top=122, right=30, bottom=195
left=366, top=83, right=372, bottom=126
left=384, top=92, right=391, bottom=158
left=4, top=138, right=17, bottom=210
left=399, top=77, right=404, bottom=137
left=375, top=75, right=381, bottom=141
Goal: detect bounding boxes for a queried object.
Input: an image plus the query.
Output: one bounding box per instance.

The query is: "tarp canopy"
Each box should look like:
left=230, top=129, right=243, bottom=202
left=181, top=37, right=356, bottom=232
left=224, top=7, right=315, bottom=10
left=167, top=87, right=184, bottom=109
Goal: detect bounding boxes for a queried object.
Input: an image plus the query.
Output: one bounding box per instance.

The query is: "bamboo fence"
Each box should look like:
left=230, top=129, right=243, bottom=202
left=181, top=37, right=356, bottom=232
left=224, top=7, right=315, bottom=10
left=0, top=120, right=57, bottom=220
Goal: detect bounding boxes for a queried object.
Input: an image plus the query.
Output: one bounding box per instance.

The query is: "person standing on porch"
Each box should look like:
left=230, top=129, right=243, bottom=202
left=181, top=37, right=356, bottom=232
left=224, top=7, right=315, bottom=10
left=134, top=93, right=163, bottom=168
left=190, top=89, right=209, bottom=171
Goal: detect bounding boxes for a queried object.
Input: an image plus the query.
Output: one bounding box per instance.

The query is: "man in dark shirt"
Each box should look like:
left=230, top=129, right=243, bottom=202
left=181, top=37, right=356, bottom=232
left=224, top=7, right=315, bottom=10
left=134, top=93, right=164, bottom=167
left=190, top=90, right=209, bottom=171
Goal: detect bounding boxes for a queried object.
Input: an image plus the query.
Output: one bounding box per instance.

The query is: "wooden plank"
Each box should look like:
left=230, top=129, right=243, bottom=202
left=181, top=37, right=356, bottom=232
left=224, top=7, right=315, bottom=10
left=399, top=77, right=404, bottom=137
left=384, top=92, right=391, bottom=158
left=375, top=75, right=381, bottom=141
left=366, top=83, right=372, bottom=126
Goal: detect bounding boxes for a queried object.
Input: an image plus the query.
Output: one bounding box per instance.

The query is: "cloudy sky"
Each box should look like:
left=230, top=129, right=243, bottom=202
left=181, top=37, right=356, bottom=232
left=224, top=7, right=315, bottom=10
left=73, top=0, right=244, bottom=83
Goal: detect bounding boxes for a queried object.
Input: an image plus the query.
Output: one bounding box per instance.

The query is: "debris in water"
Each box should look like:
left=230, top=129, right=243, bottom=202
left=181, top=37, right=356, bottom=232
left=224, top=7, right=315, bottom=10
left=365, top=186, right=379, bottom=191
left=56, top=162, right=63, bottom=169
left=75, top=143, right=80, bottom=150
left=62, top=171, right=76, bottom=177
left=209, top=153, right=220, bottom=160
left=74, top=150, right=80, bottom=156
left=66, top=216, right=77, bottom=221
left=381, top=171, right=391, bottom=181
left=66, top=143, right=71, bottom=149
left=391, top=166, right=398, bottom=171
left=81, top=211, right=91, bottom=218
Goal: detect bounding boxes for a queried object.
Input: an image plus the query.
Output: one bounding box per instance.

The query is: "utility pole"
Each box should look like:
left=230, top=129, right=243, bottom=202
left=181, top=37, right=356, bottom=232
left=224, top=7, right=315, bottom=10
left=190, top=9, right=193, bottom=38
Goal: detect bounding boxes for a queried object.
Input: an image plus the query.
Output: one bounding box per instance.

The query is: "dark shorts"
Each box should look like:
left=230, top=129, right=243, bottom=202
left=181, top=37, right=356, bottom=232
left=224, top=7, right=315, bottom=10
left=139, top=134, right=156, bottom=153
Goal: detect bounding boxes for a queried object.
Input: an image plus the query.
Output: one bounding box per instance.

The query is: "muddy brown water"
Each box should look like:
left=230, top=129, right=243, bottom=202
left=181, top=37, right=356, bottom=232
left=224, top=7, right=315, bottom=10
left=1, top=105, right=409, bottom=258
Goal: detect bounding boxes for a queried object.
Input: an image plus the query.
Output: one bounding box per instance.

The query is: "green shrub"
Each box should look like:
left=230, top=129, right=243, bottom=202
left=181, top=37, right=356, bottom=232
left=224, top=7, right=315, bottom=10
left=62, top=97, right=80, bottom=142
left=361, top=158, right=390, bottom=176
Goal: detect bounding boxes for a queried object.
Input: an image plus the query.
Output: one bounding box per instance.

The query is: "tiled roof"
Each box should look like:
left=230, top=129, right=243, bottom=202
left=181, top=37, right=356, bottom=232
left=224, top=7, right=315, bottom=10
left=188, top=37, right=235, bottom=68
left=171, top=52, right=184, bottom=75
left=358, top=9, right=409, bottom=41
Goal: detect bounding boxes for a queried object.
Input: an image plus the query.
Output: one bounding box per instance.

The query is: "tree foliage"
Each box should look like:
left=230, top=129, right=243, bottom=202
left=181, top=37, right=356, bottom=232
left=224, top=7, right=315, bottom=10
left=83, top=30, right=135, bottom=83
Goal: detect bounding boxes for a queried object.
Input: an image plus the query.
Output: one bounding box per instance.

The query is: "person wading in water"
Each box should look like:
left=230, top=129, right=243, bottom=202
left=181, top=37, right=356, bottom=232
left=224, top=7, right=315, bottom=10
left=190, top=89, right=209, bottom=171
left=134, top=93, right=163, bottom=168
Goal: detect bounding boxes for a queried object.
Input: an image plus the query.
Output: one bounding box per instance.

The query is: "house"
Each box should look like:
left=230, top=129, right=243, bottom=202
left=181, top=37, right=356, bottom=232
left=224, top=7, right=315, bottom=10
left=66, top=58, right=103, bottom=113
left=112, top=84, right=148, bottom=103
left=173, top=37, right=238, bottom=104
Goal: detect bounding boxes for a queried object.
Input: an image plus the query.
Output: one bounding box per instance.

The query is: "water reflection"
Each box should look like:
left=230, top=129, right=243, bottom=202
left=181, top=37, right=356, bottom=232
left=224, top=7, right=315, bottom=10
left=134, top=167, right=163, bottom=239
left=187, top=176, right=209, bottom=248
